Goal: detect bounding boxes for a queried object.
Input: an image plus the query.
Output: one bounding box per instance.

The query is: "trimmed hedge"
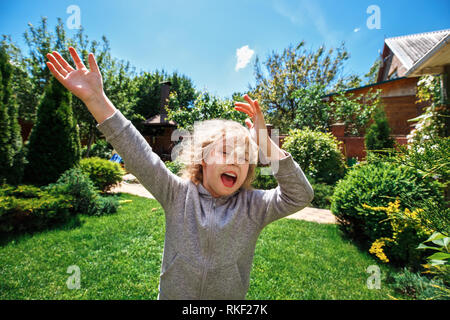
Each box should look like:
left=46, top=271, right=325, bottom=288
left=282, top=127, right=347, bottom=185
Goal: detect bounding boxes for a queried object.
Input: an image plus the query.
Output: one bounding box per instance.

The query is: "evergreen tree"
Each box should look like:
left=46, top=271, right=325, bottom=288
left=364, top=105, right=395, bottom=155
left=23, top=77, right=81, bottom=186
left=0, top=45, right=26, bottom=185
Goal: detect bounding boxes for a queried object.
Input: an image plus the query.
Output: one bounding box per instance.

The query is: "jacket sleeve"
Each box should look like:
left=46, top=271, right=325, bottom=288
left=96, top=108, right=186, bottom=212
left=248, top=151, right=314, bottom=230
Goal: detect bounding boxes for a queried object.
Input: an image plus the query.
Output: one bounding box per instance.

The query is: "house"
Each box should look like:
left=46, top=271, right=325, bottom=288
left=378, top=28, right=450, bottom=80
left=326, top=29, right=450, bottom=161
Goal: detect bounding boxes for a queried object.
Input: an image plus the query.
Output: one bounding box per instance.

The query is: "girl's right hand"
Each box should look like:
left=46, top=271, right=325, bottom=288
left=46, top=47, right=104, bottom=105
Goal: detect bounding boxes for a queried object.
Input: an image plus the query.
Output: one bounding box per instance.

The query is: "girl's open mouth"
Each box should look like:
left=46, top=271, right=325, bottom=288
left=221, top=172, right=237, bottom=188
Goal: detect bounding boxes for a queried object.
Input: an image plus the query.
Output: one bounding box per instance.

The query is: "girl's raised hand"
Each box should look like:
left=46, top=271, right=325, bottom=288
left=46, top=47, right=104, bottom=105
left=234, top=94, right=268, bottom=146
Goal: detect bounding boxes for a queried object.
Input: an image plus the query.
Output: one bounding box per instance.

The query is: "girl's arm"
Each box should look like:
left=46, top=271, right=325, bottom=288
left=234, top=95, right=314, bottom=229
left=46, top=47, right=186, bottom=211
left=248, top=152, right=314, bottom=229
left=95, top=107, right=186, bottom=212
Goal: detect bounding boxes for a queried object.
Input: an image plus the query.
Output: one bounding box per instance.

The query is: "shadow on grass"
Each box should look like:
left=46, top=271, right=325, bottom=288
left=0, top=214, right=83, bottom=247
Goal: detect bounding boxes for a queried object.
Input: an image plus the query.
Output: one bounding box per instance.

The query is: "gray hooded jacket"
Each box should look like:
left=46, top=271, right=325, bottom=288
left=96, top=109, right=314, bottom=300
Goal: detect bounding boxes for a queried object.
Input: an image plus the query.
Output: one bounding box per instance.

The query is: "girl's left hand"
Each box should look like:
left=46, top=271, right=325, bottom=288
left=234, top=94, right=268, bottom=146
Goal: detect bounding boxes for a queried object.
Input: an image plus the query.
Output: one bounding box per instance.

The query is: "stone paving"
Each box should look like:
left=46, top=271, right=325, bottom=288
left=108, top=174, right=336, bottom=224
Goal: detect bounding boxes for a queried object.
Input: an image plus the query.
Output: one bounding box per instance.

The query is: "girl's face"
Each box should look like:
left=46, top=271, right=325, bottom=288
left=201, top=137, right=250, bottom=198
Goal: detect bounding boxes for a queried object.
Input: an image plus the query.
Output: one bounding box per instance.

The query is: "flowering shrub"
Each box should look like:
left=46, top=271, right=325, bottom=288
left=388, top=136, right=449, bottom=235
left=364, top=199, right=433, bottom=268
left=369, top=238, right=391, bottom=263
left=331, top=160, right=442, bottom=249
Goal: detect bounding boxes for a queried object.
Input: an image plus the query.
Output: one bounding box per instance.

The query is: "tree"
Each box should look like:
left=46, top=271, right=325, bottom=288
left=291, top=83, right=331, bottom=132
left=133, top=69, right=197, bottom=131
left=364, top=105, right=395, bottom=155
left=23, top=77, right=81, bottom=187
left=166, top=90, right=248, bottom=131
left=0, top=45, right=26, bottom=185
left=364, top=58, right=382, bottom=85
left=3, top=17, right=137, bottom=156
left=0, top=35, right=37, bottom=123
left=250, top=41, right=349, bottom=133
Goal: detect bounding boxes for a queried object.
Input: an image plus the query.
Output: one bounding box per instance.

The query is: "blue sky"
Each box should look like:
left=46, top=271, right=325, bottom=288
left=1, top=0, right=449, bottom=99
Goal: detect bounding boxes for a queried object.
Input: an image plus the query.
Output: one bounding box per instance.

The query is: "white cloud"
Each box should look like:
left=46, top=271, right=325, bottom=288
left=235, top=45, right=254, bottom=71
left=354, top=27, right=361, bottom=33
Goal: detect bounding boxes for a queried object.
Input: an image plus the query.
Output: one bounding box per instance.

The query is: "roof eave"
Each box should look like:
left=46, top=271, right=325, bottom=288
left=405, top=34, right=450, bottom=77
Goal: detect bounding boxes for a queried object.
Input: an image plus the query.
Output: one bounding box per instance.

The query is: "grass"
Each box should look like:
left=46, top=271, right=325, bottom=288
left=0, top=193, right=398, bottom=299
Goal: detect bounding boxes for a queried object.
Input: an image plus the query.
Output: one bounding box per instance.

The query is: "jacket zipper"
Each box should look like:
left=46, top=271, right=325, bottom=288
left=199, top=199, right=216, bottom=298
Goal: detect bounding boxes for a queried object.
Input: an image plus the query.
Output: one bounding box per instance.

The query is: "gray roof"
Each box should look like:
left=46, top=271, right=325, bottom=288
left=385, top=29, right=450, bottom=70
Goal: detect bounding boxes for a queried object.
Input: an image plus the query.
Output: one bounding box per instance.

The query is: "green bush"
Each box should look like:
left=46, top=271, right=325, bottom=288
left=77, top=157, right=125, bottom=193
left=43, top=167, right=100, bottom=216
left=396, top=136, right=450, bottom=235
left=0, top=184, right=73, bottom=235
left=331, top=161, right=443, bottom=248
left=81, top=139, right=113, bottom=160
left=89, top=196, right=119, bottom=216
left=43, top=167, right=119, bottom=217
left=282, top=127, right=347, bottom=185
left=251, top=167, right=278, bottom=190
left=164, top=160, right=184, bottom=176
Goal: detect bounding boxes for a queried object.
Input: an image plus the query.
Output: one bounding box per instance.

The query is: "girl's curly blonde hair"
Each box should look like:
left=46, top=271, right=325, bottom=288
left=173, top=119, right=259, bottom=190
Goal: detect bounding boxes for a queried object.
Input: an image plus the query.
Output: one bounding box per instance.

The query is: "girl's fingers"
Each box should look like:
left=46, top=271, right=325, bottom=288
left=88, top=53, right=100, bottom=74
left=69, top=46, right=86, bottom=70
left=52, top=51, right=75, bottom=72
left=46, top=53, right=68, bottom=77
left=254, top=100, right=262, bottom=113
left=46, top=61, right=65, bottom=83
left=243, top=94, right=256, bottom=108
left=234, top=106, right=254, bottom=118
left=234, top=102, right=254, bottom=114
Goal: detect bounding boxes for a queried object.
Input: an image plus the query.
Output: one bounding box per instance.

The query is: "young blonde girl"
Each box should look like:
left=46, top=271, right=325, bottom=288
left=46, top=47, right=314, bottom=300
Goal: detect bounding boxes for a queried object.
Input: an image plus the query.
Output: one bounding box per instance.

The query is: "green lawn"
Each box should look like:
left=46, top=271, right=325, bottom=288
left=0, top=193, right=398, bottom=299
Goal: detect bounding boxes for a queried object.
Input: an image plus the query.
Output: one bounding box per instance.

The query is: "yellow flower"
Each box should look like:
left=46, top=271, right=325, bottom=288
left=369, top=238, right=390, bottom=263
